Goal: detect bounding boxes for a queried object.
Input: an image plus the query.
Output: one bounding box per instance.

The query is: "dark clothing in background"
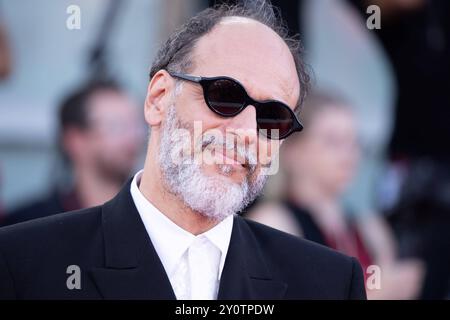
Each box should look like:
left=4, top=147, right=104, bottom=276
left=0, top=206, right=5, bottom=224
left=284, top=201, right=373, bottom=278
left=0, top=189, right=81, bottom=227
left=348, top=0, right=450, bottom=162
left=388, top=160, right=450, bottom=299
left=0, top=180, right=366, bottom=300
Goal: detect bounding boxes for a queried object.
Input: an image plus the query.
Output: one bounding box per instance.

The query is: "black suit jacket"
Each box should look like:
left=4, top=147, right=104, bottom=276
left=0, top=181, right=367, bottom=299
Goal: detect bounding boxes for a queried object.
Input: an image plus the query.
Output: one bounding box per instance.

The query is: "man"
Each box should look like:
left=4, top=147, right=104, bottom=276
left=1, top=81, right=144, bottom=226
left=0, top=1, right=366, bottom=299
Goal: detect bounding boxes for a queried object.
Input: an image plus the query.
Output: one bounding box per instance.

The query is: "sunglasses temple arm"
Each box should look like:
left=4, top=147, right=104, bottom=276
left=168, top=72, right=202, bottom=83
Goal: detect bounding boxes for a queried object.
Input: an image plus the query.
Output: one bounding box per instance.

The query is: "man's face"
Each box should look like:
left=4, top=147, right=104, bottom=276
left=175, top=19, right=299, bottom=174
left=153, top=17, right=300, bottom=220
left=85, top=90, right=145, bottom=183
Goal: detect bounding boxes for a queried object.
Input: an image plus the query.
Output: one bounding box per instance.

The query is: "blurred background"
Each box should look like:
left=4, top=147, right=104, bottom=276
left=0, top=0, right=449, bottom=299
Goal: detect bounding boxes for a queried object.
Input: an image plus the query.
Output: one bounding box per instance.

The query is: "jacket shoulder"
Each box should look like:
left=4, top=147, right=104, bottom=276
left=0, top=206, right=102, bottom=255
left=0, top=206, right=104, bottom=299
left=241, top=217, right=366, bottom=299
left=242, top=216, right=349, bottom=261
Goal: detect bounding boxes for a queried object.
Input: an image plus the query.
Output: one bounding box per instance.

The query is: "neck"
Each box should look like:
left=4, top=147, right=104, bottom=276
left=139, top=145, right=220, bottom=235
left=288, top=173, right=347, bottom=234
left=73, top=164, right=122, bottom=208
left=288, top=175, right=336, bottom=208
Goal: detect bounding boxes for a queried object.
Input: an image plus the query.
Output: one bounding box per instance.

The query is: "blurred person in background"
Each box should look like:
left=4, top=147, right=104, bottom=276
left=0, top=80, right=145, bottom=227
left=347, top=0, right=450, bottom=299
left=386, top=160, right=450, bottom=299
left=247, top=92, right=424, bottom=299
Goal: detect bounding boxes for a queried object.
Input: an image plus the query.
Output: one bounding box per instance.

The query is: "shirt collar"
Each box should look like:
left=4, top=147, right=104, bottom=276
left=130, top=170, right=234, bottom=279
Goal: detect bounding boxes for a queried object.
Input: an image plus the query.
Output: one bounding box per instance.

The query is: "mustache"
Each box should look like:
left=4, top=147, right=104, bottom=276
left=200, top=134, right=258, bottom=173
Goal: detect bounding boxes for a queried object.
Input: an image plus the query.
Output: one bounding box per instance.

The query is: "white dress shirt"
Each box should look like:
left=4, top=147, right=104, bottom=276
left=130, top=170, right=234, bottom=300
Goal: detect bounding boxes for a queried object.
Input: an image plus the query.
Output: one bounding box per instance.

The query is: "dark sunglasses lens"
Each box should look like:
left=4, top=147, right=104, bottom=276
left=206, top=79, right=246, bottom=115
left=256, top=102, right=294, bottom=139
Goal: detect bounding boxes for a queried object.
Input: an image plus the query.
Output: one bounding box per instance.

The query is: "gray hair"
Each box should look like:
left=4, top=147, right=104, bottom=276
left=149, top=0, right=311, bottom=111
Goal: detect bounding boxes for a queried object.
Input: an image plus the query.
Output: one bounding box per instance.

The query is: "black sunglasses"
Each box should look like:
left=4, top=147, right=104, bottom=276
left=168, top=71, right=303, bottom=140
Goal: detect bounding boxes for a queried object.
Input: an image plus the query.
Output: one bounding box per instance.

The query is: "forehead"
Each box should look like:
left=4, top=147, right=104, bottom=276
left=88, top=90, right=136, bottom=120
left=310, top=107, right=356, bottom=134
left=189, top=17, right=300, bottom=109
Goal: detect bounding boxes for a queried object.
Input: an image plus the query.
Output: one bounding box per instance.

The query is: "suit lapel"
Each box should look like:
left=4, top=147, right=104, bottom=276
left=89, top=180, right=176, bottom=299
left=217, top=216, right=288, bottom=300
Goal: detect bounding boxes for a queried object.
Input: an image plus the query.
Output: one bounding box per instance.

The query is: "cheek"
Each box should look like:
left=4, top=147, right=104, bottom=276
left=83, top=132, right=99, bottom=152
left=338, top=150, right=359, bottom=182
left=177, top=92, right=219, bottom=123
left=305, top=143, right=336, bottom=175
left=185, top=113, right=227, bottom=146
left=316, top=149, right=356, bottom=186
left=90, top=133, right=120, bottom=157
left=347, top=146, right=360, bottom=167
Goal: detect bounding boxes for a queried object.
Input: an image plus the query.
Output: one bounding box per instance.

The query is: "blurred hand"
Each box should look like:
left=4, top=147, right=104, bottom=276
left=367, top=259, right=425, bottom=300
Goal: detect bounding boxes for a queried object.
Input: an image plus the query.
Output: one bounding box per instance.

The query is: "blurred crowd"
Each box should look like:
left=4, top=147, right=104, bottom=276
left=1, top=0, right=449, bottom=299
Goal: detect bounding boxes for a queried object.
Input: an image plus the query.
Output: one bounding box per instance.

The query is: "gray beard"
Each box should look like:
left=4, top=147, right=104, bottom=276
left=158, top=104, right=268, bottom=222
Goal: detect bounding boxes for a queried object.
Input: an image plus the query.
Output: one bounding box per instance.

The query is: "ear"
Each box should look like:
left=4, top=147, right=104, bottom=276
left=144, top=70, right=176, bottom=127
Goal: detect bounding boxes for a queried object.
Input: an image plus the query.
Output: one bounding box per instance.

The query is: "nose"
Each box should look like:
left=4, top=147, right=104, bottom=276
left=226, top=104, right=258, bottom=146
